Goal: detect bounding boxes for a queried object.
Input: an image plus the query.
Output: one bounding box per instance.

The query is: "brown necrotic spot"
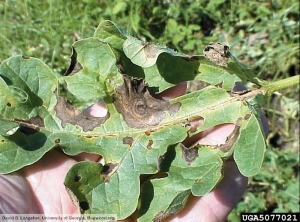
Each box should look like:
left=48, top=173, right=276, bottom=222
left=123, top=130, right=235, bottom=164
left=123, top=136, right=134, bottom=147
left=147, top=139, right=153, bottom=150
left=180, top=143, right=199, bottom=164
left=54, top=94, right=109, bottom=131
left=14, top=115, right=44, bottom=135
left=101, top=163, right=119, bottom=182
left=144, top=43, right=161, bottom=58
left=113, top=74, right=181, bottom=128
left=153, top=211, right=167, bottom=222
left=212, top=118, right=242, bottom=152
left=203, top=42, right=229, bottom=67
left=244, top=113, right=252, bottom=120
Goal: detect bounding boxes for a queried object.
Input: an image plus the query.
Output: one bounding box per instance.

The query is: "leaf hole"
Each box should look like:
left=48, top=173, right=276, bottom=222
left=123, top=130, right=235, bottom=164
left=79, top=201, right=90, bottom=211
left=1, top=140, right=4, bottom=142
left=7, top=102, right=11, bottom=107
left=74, top=175, right=81, bottom=182
left=55, top=138, right=60, bottom=143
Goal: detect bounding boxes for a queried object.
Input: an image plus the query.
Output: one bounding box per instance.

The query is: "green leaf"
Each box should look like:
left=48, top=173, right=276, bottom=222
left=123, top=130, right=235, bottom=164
left=227, top=52, right=265, bottom=86
left=233, top=113, right=266, bottom=177
left=196, top=56, right=242, bottom=90
left=123, top=37, right=187, bottom=68
left=0, top=118, right=19, bottom=136
left=0, top=20, right=269, bottom=221
left=61, top=85, right=256, bottom=218
left=64, top=126, right=187, bottom=218
left=0, top=56, right=58, bottom=173
left=64, top=161, right=104, bottom=213
left=138, top=146, right=222, bottom=221
left=0, top=56, right=57, bottom=120
left=94, top=20, right=128, bottom=50
left=64, top=38, right=119, bottom=104
left=143, top=53, right=200, bottom=92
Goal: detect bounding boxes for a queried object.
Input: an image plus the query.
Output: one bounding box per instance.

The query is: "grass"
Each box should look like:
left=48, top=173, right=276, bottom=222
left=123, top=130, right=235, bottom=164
left=1, top=0, right=299, bottom=220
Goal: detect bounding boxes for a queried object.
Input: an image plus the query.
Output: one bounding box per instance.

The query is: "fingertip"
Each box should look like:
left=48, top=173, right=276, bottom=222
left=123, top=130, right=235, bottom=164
left=156, top=82, right=187, bottom=100
left=84, top=101, right=108, bottom=117
left=72, top=153, right=104, bottom=164
left=166, top=160, right=247, bottom=222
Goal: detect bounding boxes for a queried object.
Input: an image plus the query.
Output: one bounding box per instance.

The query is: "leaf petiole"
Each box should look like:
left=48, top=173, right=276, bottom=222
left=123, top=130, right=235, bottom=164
left=263, top=75, right=299, bottom=98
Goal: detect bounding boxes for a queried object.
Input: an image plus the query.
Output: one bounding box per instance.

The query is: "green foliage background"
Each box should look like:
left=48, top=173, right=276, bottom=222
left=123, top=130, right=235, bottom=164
left=0, top=0, right=299, bottom=220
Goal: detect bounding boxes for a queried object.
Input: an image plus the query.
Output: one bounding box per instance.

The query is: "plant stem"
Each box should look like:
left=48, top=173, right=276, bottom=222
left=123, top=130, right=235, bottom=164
left=263, top=75, right=299, bottom=97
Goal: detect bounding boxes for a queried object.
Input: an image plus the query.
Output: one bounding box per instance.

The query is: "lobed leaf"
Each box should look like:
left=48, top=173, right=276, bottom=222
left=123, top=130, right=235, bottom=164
left=64, top=38, right=120, bottom=104
left=0, top=20, right=267, bottom=220
left=138, top=146, right=222, bottom=221
left=233, top=113, right=266, bottom=177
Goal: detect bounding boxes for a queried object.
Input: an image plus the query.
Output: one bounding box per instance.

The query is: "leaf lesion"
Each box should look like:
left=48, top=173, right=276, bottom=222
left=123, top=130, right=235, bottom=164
left=54, top=93, right=109, bottom=131
left=101, top=162, right=119, bottom=182
left=14, top=116, right=44, bottom=135
left=203, top=42, right=230, bottom=67
left=211, top=118, right=243, bottom=153
left=113, top=74, right=181, bottom=128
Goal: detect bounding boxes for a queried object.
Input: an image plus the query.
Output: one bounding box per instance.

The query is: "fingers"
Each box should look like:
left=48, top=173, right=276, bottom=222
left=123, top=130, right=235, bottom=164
left=166, top=160, right=248, bottom=222
left=183, top=123, right=235, bottom=147
left=84, top=101, right=108, bottom=117
left=0, top=173, right=40, bottom=213
left=155, top=82, right=187, bottom=100
left=72, top=152, right=104, bottom=164
left=21, top=150, right=79, bottom=214
left=80, top=82, right=187, bottom=164
left=84, top=82, right=187, bottom=119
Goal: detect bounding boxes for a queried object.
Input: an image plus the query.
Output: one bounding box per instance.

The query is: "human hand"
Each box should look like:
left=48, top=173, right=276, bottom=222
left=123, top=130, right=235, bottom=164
left=0, top=82, right=268, bottom=222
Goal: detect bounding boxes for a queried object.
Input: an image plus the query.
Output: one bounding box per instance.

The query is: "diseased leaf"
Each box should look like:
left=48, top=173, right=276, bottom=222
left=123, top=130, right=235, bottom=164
left=0, top=56, right=59, bottom=173
left=203, top=42, right=230, bottom=67
left=112, top=75, right=181, bottom=128
left=138, top=146, right=222, bottom=222
left=64, top=126, right=187, bottom=218
left=196, top=56, right=242, bottom=90
left=143, top=53, right=200, bottom=92
left=233, top=113, right=266, bottom=176
left=226, top=52, right=265, bottom=86
left=123, top=37, right=186, bottom=68
left=64, top=38, right=120, bottom=104
left=61, top=84, right=259, bottom=218
left=0, top=118, right=19, bottom=136
left=64, top=161, right=104, bottom=214
left=0, top=56, right=57, bottom=120
left=94, top=20, right=128, bottom=50
left=0, top=20, right=268, bottom=221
